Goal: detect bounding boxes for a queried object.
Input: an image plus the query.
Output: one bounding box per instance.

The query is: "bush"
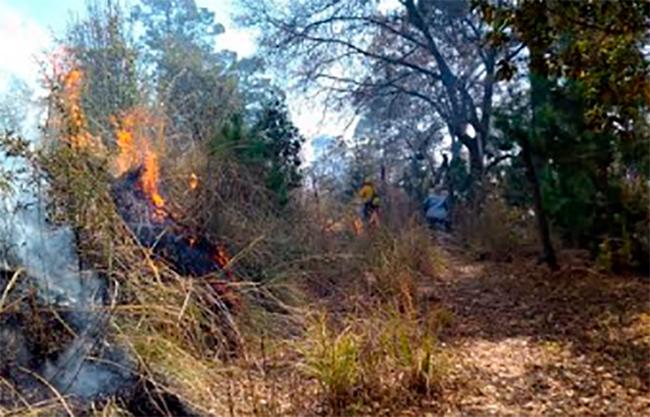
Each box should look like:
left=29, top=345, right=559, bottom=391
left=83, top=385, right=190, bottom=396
left=456, top=192, right=537, bottom=260
left=299, top=314, right=361, bottom=411
left=364, top=220, right=445, bottom=309
left=297, top=305, right=450, bottom=414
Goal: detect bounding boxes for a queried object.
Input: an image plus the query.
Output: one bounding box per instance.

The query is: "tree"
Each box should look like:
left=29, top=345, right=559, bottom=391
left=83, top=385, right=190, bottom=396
left=241, top=0, right=522, bottom=192
left=484, top=0, right=650, bottom=270
left=212, top=97, right=304, bottom=208
left=133, top=0, right=239, bottom=146
left=251, top=97, right=304, bottom=206
left=64, top=0, right=139, bottom=139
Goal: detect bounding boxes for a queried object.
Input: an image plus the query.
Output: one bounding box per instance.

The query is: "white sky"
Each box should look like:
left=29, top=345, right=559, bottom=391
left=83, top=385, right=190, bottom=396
left=0, top=1, right=51, bottom=90
left=0, top=0, right=358, bottom=156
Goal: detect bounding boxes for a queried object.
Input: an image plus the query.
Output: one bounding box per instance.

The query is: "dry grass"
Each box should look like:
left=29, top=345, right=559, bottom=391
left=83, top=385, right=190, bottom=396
left=0, top=83, right=453, bottom=416
left=0, top=268, right=84, bottom=416
left=456, top=193, right=538, bottom=260
left=364, top=220, right=446, bottom=305
left=296, top=304, right=450, bottom=415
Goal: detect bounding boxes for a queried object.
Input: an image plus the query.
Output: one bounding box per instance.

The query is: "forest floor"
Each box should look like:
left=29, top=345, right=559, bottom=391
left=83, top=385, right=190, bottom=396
left=425, top=239, right=650, bottom=417
left=220, top=234, right=650, bottom=417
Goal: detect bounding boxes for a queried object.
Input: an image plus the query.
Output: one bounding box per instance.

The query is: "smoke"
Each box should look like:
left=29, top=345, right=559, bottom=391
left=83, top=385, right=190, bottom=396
left=1, top=186, right=133, bottom=399
left=0, top=68, right=134, bottom=404
left=10, top=198, right=100, bottom=308
left=43, top=333, right=132, bottom=399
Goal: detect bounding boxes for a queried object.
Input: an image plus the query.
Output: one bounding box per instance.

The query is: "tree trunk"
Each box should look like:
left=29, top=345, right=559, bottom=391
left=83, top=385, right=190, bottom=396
left=462, top=134, right=485, bottom=202
left=520, top=137, right=558, bottom=269
left=525, top=2, right=558, bottom=270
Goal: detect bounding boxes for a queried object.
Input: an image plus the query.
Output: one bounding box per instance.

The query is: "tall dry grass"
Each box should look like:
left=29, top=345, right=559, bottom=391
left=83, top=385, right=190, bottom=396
left=455, top=193, right=539, bottom=260
left=0, top=86, right=453, bottom=416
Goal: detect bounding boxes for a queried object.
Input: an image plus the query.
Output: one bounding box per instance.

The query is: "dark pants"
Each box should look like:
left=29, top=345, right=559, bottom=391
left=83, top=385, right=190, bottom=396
left=362, top=202, right=377, bottom=221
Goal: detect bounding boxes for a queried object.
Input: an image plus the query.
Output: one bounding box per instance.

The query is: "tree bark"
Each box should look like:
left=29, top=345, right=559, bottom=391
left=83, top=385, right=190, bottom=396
left=520, top=136, right=558, bottom=269
left=524, top=1, right=558, bottom=270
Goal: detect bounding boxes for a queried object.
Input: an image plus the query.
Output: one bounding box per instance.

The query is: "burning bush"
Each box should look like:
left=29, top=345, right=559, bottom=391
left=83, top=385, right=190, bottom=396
left=23, top=56, right=315, bottom=416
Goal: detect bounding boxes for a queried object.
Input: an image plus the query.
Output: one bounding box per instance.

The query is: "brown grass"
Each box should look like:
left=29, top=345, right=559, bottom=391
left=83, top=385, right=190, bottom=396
left=1, top=84, right=453, bottom=416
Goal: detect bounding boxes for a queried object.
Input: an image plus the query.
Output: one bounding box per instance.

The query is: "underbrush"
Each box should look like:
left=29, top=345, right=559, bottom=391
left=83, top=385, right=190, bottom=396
left=298, top=305, right=450, bottom=415
left=290, top=219, right=451, bottom=415
left=1, top=93, right=452, bottom=416
left=456, top=193, right=539, bottom=260
left=364, top=220, right=447, bottom=307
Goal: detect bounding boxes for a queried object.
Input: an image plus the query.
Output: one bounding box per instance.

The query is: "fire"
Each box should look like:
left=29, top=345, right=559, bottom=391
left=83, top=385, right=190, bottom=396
left=214, top=244, right=234, bottom=279
left=142, top=149, right=165, bottom=209
left=214, top=244, right=231, bottom=270
left=189, top=173, right=199, bottom=190
left=353, top=218, right=363, bottom=236
left=113, top=112, right=138, bottom=176
left=56, top=66, right=101, bottom=150
left=113, top=108, right=167, bottom=212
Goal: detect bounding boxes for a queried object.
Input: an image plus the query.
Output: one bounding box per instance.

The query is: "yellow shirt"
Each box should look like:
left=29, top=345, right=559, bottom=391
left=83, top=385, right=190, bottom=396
left=358, top=184, right=375, bottom=203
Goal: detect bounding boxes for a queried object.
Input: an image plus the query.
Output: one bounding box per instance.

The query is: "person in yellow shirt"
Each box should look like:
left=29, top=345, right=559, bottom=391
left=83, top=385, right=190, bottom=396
left=358, top=178, right=380, bottom=226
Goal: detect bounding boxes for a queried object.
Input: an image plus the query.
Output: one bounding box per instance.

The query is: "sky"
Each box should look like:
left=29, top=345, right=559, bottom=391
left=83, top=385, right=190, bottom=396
left=0, top=0, right=256, bottom=88
left=0, top=0, right=357, bottom=158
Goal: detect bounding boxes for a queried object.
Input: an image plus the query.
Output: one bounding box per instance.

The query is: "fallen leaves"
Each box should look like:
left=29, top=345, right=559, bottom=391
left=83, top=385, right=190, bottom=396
left=428, top=246, right=649, bottom=417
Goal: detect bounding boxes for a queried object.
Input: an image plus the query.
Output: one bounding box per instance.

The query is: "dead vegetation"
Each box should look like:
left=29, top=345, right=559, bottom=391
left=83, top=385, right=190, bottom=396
left=2, top=138, right=649, bottom=417
left=3, top=117, right=648, bottom=416
left=0, top=56, right=455, bottom=417
left=0, top=6, right=647, bottom=416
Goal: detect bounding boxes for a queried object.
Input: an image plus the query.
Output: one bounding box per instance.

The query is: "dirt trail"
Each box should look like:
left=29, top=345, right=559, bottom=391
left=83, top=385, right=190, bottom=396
left=425, top=242, right=650, bottom=417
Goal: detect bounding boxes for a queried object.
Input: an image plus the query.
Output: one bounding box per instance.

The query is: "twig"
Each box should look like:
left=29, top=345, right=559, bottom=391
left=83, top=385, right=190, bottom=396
left=0, top=268, right=23, bottom=312
left=0, top=376, right=32, bottom=410
left=224, top=235, right=266, bottom=270
left=18, top=367, right=75, bottom=417
left=177, top=281, right=193, bottom=323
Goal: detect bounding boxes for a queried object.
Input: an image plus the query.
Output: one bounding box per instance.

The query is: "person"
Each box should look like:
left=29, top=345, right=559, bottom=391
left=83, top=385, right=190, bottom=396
left=423, top=189, right=450, bottom=231
left=358, top=178, right=380, bottom=227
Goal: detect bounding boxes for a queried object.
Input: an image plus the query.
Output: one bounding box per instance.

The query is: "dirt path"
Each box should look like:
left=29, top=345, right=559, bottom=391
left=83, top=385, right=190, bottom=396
left=425, top=243, right=650, bottom=417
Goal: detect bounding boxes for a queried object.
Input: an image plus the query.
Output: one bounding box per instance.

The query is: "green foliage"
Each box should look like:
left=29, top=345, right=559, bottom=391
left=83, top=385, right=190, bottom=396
left=485, top=0, right=650, bottom=270
left=299, top=314, right=360, bottom=409
left=251, top=98, right=304, bottom=205
left=133, top=0, right=225, bottom=60
left=211, top=97, right=303, bottom=208
left=134, top=0, right=238, bottom=143
left=382, top=311, right=447, bottom=396
left=65, top=0, right=139, bottom=137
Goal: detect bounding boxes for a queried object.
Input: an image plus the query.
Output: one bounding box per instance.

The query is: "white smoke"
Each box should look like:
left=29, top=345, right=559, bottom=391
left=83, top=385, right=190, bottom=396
left=9, top=198, right=101, bottom=308
left=0, top=69, right=131, bottom=401
left=1, top=184, right=131, bottom=399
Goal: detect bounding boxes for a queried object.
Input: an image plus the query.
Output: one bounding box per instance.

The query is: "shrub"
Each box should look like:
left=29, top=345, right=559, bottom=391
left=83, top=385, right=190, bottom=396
left=377, top=308, right=449, bottom=398
left=456, top=193, right=537, bottom=260
left=299, top=314, right=361, bottom=411
left=297, top=305, right=450, bottom=414
left=365, top=220, right=445, bottom=309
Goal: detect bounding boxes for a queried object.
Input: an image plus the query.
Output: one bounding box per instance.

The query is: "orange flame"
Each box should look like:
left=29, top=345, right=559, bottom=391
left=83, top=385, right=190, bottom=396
left=214, top=244, right=231, bottom=269
left=143, top=149, right=165, bottom=209
left=353, top=218, right=363, bottom=236
left=113, top=112, right=139, bottom=176
left=189, top=173, right=199, bottom=190
left=57, top=66, right=100, bottom=150
left=113, top=108, right=167, bottom=211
